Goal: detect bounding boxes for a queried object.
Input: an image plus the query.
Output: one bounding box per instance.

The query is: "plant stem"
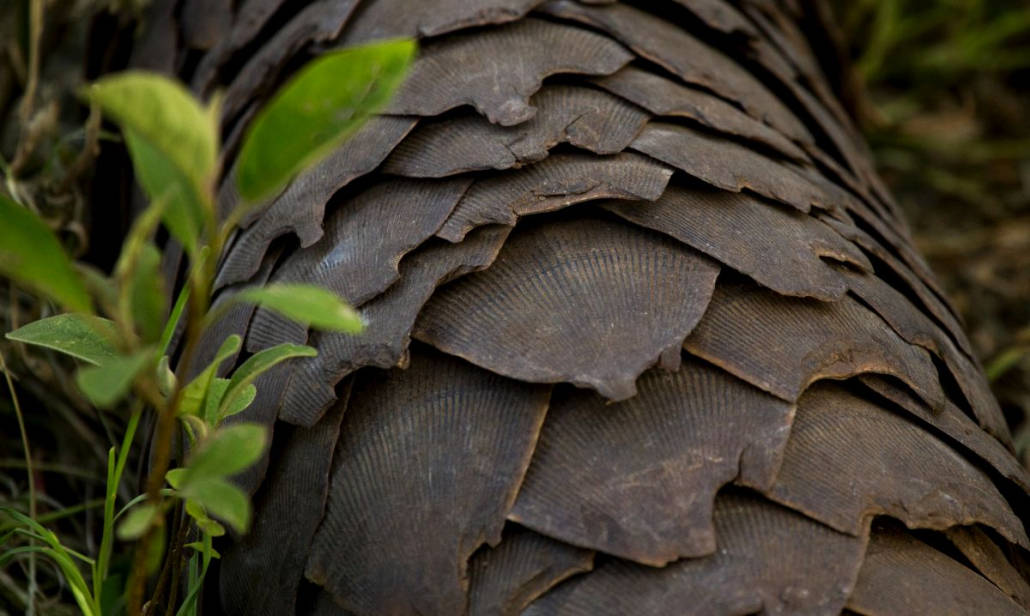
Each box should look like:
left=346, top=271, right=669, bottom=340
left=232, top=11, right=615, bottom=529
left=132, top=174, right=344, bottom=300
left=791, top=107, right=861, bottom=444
left=0, top=349, right=37, bottom=615
left=126, top=274, right=209, bottom=614
left=19, top=0, right=43, bottom=125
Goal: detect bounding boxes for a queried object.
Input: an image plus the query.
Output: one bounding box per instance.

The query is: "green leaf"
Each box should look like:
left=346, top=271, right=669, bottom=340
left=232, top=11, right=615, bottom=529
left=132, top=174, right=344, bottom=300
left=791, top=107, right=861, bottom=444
left=165, top=468, right=187, bottom=489
left=116, top=503, right=159, bottom=540
left=129, top=243, right=167, bottom=343
left=202, top=378, right=230, bottom=424
left=218, top=383, right=257, bottom=423
left=0, top=193, right=91, bottom=312
left=217, top=343, right=316, bottom=417
left=184, top=423, right=267, bottom=482
left=235, top=38, right=416, bottom=203
left=159, top=283, right=190, bottom=356
left=6, top=314, right=118, bottom=365
left=184, top=500, right=226, bottom=537
left=236, top=284, right=363, bottom=333
left=75, top=350, right=151, bottom=408
left=181, top=478, right=250, bottom=533
left=83, top=72, right=218, bottom=203
left=184, top=542, right=220, bottom=558
left=156, top=355, right=177, bottom=396
left=123, top=128, right=206, bottom=256
left=179, top=334, right=241, bottom=416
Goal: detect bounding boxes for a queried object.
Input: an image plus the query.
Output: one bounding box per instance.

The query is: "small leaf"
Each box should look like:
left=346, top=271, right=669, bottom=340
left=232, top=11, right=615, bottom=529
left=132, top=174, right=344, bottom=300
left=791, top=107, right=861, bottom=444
left=129, top=243, right=167, bottom=343
left=184, top=542, right=221, bottom=558
left=6, top=314, right=118, bottom=365
left=184, top=423, right=267, bottom=482
left=0, top=193, right=91, bottom=312
left=218, top=384, right=257, bottom=423
left=165, top=468, right=187, bottom=489
left=184, top=499, right=227, bottom=537
left=202, top=378, right=230, bottom=424
left=235, top=38, right=416, bottom=203
left=179, top=334, right=241, bottom=416
left=84, top=72, right=218, bottom=202
left=182, top=478, right=250, bottom=533
left=75, top=350, right=151, bottom=408
left=217, top=343, right=315, bottom=417
left=116, top=503, right=159, bottom=540
left=156, top=355, right=176, bottom=397
left=159, top=283, right=190, bottom=356
left=237, top=284, right=363, bottom=333
left=123, top=128, right=206, bottom=256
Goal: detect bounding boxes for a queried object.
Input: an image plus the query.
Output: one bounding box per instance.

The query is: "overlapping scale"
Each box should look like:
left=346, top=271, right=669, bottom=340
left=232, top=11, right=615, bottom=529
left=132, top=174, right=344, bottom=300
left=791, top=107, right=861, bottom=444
left=592, top=66, right=807, bottom=162
left=216, top=117, right=416, bottom=288
left=603, top=185, right=870, bottom=301
left=762, top=383, right=1027, bottom=548
left=246, top=177, right=469, bottom=350
left=509, top=358, right=793, bottom=565
left=279, top=225, right=510, bottom=426
left=523, top=489, right=866, bottom=616
left=304, top=351, right=550, bottom=616
left=539, top=0, right=813, bottom=144
left=383, top=85, right=649, bottom=177
left=415, top=218, right=720, bottom=400
left=435, top=152, right=672, bottom=242
left=219, top=397, right=347, bottom=615
left=845, top=525, right=1025, bottom=616
left=684, top=279, right=947, bottom=409
left=466, top=527, right=594, bottom=616
left=384, top=18, right=632, bottom=126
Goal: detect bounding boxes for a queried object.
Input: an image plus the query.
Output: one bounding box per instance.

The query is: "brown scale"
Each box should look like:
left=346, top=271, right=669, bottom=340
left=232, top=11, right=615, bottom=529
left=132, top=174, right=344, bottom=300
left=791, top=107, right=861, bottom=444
left=304, top=351, right=550, bottom=616
left=602, top=184, right=871, bottom=301
left=539, top=0, right=814, bottom=145
left=215, top=117, right=417, bottom=289
left=522, top=490, right=867, bottom=616
left=278, top=225, right=511, bottom=427
left=384, top=18, right=633, bottom=126
left=509, top=358, right=794, bottom=566
left=945, top=526, right=1030, bottom=608
left=415, top=218, right=720, bottom=401
left=219, top=0, right=361, bottom=122
left=191, top=0, right=296, bottom=94
left=631, top=122, right=837, bottom=214
left=383, top=85, right=650, bottom=177
left=178, top=0, right=232, bottom=53
left=820, top=213, right=976, bottom=359
left=846, top=525, right=1025, bottom=616
left=592, top=66, right=809, bottom=163
left=684, top=279, right=947, bottom=410
left=466, top=527, right=594, bottom=616
left=246, top=177, right=470, bottom=351
left=436, top=152, right=672, bottom=243
left=841, top=265, right=1011, bottom=442
left=762, top=383, right=1028, bottom=549
left=219, top=395, right=348, bottom=615
left=336, top=0, right=544, bottom=46
left=858, top=375, right=1030, bottom=502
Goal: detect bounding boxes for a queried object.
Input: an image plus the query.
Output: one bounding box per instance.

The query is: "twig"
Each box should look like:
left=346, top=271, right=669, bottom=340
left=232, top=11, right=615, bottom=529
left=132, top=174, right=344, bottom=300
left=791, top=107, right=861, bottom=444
left=18, top=0, right=43, bottom=125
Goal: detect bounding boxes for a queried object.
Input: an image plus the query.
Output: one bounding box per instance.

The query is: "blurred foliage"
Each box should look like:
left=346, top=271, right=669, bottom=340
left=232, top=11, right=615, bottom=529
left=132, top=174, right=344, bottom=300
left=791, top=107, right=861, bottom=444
left=832, top=0, right=1030, bottom=462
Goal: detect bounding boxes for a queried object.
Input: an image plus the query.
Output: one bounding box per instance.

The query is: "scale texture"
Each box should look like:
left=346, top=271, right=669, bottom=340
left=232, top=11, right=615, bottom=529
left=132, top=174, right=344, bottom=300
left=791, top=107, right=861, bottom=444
left=146, top=0, right=1030, bottom=614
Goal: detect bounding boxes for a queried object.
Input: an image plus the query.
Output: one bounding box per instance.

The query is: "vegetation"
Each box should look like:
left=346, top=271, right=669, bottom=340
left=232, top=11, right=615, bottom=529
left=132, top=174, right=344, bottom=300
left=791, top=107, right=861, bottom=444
left=0, top=6, right=414, bottom=610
